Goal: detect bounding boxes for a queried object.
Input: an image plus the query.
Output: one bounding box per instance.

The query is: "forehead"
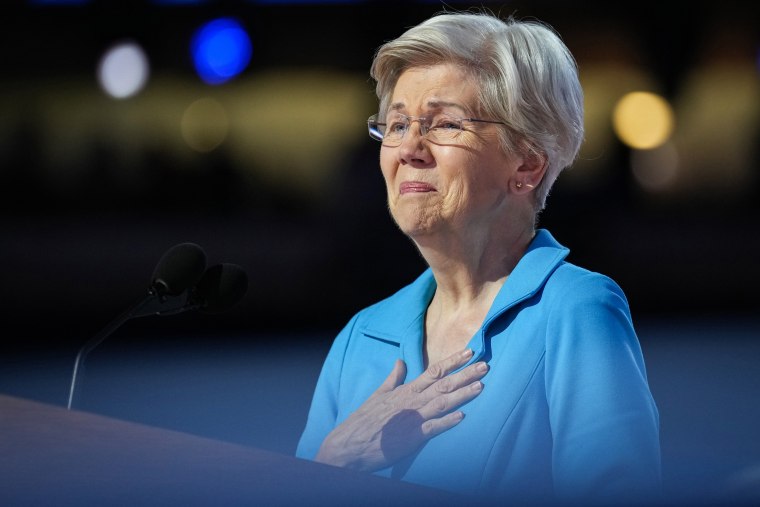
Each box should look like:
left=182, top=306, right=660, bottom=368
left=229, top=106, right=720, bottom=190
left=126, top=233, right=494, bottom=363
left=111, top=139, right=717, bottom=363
left=389, top=63, right=479, bottom=114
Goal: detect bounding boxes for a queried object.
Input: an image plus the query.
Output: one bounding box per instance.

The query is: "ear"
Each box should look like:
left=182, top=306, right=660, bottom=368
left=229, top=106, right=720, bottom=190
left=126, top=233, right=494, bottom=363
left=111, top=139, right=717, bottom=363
left=511, top=146, right=547, bottom=195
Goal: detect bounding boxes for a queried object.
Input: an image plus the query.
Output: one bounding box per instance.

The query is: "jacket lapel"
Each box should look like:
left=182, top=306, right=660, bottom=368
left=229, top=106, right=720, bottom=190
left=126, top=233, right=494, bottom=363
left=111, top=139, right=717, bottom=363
left=357, top=230, right=570, bottom=373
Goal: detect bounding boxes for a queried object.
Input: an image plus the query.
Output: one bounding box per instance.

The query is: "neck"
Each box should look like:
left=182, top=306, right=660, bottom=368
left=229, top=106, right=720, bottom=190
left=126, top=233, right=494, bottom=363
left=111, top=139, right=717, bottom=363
left=413, top=218, right=536, bottom=312
left=416, top=217, right=535, bottom=367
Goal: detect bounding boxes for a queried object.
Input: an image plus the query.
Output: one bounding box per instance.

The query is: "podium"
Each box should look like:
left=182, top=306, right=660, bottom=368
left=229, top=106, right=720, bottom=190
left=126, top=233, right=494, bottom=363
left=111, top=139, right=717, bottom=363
left=0, top=394, right=471, bottom=506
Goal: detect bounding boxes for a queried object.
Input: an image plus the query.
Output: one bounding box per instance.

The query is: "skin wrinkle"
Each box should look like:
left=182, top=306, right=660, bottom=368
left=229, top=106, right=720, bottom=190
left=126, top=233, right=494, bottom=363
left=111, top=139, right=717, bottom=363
left=435, top=376, right=453, bottom=394
left=434, top=395, right=449, bottom=413
left=388, top=99, right=470, bottom=116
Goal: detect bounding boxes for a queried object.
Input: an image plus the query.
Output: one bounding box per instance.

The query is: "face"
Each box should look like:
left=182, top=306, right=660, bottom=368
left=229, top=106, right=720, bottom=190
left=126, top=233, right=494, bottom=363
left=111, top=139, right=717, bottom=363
left=379, top=63, right=523, bottom=240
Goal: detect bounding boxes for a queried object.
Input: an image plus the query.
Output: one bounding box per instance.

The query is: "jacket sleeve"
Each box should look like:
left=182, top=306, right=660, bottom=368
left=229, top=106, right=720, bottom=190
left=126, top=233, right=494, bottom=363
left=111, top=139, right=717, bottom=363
left=295, top=313, right=359, bottom=460
left=544, top=272, right=661, bottom=504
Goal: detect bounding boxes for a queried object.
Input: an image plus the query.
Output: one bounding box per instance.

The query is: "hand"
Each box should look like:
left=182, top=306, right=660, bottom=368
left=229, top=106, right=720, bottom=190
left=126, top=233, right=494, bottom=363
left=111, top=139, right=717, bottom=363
left=314, top=348, right=488, bottom=472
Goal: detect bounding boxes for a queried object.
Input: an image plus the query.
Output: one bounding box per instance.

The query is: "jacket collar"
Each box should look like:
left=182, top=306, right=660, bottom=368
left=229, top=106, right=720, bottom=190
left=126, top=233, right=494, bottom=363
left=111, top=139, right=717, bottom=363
left=359, top=229, right=569, bottom=349
left=484, top=228, right=570, bottom=323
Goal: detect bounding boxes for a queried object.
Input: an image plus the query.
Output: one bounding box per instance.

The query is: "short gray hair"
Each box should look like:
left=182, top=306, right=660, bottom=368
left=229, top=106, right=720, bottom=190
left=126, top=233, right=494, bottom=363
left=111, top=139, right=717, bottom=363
left=370, top=12, right=584, bottom=211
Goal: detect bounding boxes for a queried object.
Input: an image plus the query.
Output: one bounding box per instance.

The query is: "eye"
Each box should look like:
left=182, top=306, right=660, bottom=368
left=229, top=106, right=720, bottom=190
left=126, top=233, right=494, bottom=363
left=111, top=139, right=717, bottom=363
left=387, top=119, right=408, bottom=134
left=431, top=116, right=461, bottom=130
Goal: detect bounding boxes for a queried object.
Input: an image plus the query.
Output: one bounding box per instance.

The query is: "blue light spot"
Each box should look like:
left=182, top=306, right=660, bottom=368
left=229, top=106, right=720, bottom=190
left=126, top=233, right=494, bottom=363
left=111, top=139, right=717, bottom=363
left=191, top=18, right=252, bottom=85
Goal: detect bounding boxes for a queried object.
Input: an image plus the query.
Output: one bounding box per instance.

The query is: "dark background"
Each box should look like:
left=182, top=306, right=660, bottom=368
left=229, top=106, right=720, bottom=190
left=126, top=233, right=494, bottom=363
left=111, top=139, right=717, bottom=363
left=1, top=1, right=759, bottom=505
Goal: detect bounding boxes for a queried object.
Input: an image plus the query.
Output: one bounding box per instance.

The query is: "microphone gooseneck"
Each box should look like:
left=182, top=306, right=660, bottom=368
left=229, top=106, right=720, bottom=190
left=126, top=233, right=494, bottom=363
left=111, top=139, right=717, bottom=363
left=67, top=242, right=208, bottom=410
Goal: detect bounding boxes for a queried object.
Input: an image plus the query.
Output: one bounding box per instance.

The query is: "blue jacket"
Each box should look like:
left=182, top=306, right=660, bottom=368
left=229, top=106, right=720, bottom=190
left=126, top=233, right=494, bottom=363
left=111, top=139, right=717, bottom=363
left=296, top=230, right=661, bottom=504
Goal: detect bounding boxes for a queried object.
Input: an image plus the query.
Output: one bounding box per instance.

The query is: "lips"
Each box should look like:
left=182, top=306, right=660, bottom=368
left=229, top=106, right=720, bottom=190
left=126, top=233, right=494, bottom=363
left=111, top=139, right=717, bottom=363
left=399, top=181, right=437, bottom=195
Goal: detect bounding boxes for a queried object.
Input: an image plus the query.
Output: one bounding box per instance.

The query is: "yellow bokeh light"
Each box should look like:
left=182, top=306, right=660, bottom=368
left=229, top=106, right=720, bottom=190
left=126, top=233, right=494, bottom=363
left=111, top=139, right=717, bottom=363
left=181, top=97, right=229, bottom=153
left=612, top=91, right=675, bottom=149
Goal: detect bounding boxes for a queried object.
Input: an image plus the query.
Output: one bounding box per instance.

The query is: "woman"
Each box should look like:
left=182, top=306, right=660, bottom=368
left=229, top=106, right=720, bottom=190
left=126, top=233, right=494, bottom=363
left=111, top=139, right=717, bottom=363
left=296, top=12, right=661, bottom=505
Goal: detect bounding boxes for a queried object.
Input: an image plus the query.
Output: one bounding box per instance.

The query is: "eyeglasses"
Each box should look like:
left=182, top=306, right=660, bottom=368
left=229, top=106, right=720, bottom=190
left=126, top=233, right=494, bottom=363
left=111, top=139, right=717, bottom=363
left=367, top=112, right=507, bottom=147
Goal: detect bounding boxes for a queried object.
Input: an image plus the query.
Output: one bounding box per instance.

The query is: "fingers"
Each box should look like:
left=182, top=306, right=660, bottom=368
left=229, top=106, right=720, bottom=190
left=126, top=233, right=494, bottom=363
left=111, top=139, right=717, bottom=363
left=420, top=410, right=466, bottom=438
left=410, top=348, right=474, bottom=392
left=392, top=346, right=489, bottom=422
left=439, top=359, right=489, bottom=393
left=414, top=356, right=488, bottom=420
left=417, top=377, right=484, bottom=419
left=377, top=351, right=487, bottom=427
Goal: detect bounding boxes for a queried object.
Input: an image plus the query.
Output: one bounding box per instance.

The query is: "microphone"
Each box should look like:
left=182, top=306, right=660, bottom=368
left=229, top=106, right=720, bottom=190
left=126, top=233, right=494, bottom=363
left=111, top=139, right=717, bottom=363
left=157, top=263, right=249, bottom=316
left=194, top=263, right=248, bottom=314
left=151, top=242, right=208, bottom=297
left=66, top=242, right=207, bottom=410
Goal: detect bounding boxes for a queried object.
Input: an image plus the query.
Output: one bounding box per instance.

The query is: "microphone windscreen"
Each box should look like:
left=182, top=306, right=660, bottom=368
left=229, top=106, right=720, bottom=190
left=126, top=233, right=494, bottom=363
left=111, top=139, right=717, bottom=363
left=194, top=263, right=248, bottom=314
left=151, top=243, right=207, bottom=296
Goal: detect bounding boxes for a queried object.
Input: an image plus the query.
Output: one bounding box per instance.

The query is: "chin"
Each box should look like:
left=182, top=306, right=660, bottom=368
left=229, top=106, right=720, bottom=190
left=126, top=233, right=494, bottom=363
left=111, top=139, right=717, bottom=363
left=389, top=200, right=445, bottom=238
left=393, top=214, right=439, bottom=239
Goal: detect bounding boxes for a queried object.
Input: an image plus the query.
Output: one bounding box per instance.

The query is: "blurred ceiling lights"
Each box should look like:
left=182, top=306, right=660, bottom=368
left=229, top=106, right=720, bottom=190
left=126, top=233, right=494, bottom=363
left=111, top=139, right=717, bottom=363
left=6, top=4, right=760, bottom=203
left=97, top=42, right=150, bottom=99
left=612, top=92, right=675, bottom=150
left=191, top=18, right=252, bottom=85
left=181, top=97, right=229, bottom=152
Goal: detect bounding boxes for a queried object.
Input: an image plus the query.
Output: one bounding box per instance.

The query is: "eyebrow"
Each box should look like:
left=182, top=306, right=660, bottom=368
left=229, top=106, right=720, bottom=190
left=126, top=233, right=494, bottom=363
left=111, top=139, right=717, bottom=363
left=389, top=100, right=469, bottom=113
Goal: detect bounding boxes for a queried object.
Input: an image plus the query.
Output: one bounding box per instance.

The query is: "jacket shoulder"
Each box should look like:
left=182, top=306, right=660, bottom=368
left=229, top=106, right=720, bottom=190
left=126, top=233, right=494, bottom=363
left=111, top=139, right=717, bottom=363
left=543, top=261, right=629, bottom=305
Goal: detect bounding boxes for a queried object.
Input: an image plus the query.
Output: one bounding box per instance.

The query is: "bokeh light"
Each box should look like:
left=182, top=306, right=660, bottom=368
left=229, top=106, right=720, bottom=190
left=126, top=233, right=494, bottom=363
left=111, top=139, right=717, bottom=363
left=191, top=18, right=252, bottom=85
left=612, top=91, right=675, bottom=149
left=630, top=142, right=679, bottom=192
left=97, top=42, right=150, bottom=99
left=181, top=97, right=229, bottom=152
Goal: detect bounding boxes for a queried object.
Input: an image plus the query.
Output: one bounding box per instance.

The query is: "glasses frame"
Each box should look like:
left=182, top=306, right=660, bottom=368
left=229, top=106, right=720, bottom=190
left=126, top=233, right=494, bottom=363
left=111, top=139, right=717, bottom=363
left=367, top=112, right=507, bottom=146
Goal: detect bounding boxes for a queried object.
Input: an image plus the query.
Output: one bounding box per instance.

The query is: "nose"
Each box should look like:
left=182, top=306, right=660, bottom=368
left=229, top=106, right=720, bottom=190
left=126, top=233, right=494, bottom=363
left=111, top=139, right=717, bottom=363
left=397, top=120, right=434, bottom=167
left=407, top=117, right=428, bottom=138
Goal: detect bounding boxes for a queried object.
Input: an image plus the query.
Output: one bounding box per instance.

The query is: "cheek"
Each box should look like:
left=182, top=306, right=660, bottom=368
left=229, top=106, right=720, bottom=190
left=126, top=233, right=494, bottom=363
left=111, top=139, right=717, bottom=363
left=379, top=148, right=396, bottom=186
left=443, top=153, right=505, bottom=209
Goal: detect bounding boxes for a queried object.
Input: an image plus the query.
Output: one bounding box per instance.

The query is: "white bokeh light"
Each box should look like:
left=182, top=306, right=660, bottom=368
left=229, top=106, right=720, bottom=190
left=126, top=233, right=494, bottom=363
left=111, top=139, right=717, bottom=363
left=97, top=42, right=149, bottom=99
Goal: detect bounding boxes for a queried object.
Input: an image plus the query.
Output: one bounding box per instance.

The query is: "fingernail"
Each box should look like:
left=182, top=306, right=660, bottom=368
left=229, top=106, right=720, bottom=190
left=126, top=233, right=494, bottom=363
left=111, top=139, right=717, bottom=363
left=462, top=348, right=473, bottom=359
left=476, top=361, right=488, bottom=373
left=471, top=381, right=483, bottom=392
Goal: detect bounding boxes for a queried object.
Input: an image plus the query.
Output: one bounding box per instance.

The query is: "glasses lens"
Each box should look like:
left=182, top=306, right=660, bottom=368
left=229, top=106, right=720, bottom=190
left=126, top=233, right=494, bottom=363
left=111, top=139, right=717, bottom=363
left=367, top=113, right=470, bottom=146
left=427, top=113, right=463, bottom=143
left=381, top=114, right=408, bottom=146
left=368, top=117, right=385, bottom=142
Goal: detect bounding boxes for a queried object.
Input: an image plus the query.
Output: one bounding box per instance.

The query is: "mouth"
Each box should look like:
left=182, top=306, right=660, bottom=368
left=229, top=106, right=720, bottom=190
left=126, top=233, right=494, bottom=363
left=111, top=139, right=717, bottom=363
left=399, top=181, right=437, bottom=195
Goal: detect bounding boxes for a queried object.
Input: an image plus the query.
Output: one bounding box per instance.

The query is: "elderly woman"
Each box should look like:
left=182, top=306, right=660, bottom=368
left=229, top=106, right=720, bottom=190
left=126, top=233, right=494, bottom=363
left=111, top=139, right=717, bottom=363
left=296, top=12, right=661, bottom=505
